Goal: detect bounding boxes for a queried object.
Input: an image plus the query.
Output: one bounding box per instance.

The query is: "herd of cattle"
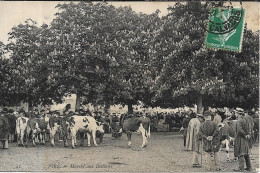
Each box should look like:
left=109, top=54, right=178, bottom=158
left=0, top=108, right=259, bottom=162
left=0, top=110, right=152, bottom=149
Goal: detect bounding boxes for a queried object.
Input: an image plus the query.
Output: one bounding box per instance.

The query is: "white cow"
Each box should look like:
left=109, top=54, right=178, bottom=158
left=16, top=116, right=29, bottom=146
left=69, top=115, right=104, bottom=149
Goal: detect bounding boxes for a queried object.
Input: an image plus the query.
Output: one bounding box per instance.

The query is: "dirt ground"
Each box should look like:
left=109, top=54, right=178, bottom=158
left=0, top=132, right=259, bottom=172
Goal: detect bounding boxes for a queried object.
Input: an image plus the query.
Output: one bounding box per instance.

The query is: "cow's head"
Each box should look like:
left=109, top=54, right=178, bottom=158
left=110, top=121, right=122, bottom=138
left=96, top=121, right=105, bottom=134
left=96, top=122, right=105, bottom=143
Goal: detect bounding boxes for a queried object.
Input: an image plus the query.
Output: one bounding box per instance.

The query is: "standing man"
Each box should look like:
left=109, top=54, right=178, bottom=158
left=198, top=110, right=221, bottom=171
left=185, top=113, right=204, bottom=167
left=234, top=108, right=253, bottom=171
left=0, top=108, right=10, bottom=149
left=180, top=113, right=191, bottom=147
left=245, top=111, right=254, bottom=150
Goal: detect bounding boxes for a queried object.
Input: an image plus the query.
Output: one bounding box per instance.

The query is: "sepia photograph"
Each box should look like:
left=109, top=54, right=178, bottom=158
left=0, top=1, right=259, bottom=172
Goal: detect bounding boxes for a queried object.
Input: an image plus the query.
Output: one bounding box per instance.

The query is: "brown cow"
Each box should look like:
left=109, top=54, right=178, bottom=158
left=115, top=114, right=151, bottom=148
left=27, top=117, right=47, bottom=146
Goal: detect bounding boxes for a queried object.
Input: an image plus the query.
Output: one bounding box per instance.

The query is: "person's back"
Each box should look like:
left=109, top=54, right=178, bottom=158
left=185, top=117, right=201, bottom=151
left=199, top=120, right=220, bottom=152
left=233, top=109, right=253, bottom=171
left=200, top=120, right=217, bottom=137
left=244, top=114, right=254, bottom=148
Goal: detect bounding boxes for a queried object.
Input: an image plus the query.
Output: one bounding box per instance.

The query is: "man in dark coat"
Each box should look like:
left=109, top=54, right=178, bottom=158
left=245, top=112, right=254, bottom=149
left=233, top=109, right=253, bottom=171
left=198, top=110, right=221, bottom=171
left=180, top=113, right=191, bottom=147
left=0, top=109, right=10, bottom=149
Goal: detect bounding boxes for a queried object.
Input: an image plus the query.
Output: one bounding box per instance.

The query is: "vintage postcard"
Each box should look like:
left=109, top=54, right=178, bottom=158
left=0, top=1, right=259, bottom=172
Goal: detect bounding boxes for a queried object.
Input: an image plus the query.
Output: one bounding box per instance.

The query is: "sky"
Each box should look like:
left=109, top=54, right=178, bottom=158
left=0, top=1, right=259, bottom=44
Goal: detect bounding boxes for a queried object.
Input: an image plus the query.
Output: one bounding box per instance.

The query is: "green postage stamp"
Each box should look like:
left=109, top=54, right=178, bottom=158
left=205, top=8, right=245, bottom=52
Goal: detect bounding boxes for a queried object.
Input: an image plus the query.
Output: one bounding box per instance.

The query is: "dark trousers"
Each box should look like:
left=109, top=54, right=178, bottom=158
left=184, top=135, right=186, bottom=146
left=238, top=155, right=252, bottom=171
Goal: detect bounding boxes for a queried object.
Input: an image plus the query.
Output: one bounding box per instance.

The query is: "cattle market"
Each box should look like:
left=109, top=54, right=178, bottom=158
left=0, top=1, right=259, bottom=172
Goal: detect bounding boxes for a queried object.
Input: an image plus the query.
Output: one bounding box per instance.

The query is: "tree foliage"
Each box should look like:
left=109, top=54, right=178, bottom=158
left=50, top=2, right=161, bottom=112
left=5, top=19, right=63, bottom=108
left=151, top=2, right=259, bottom=111
left=0, top=2, right=258, bottom=112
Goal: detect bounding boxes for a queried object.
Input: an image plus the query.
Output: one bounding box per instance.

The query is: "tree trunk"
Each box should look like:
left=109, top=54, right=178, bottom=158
left=75, top=93, right=81, bottom=112
left=28, top=98, right=33, bottom=112
left=104, top=102, right=110, bottom=114
left=197, top=94, right=203, bottom=114
left=128, top=102, right=133, bottom=114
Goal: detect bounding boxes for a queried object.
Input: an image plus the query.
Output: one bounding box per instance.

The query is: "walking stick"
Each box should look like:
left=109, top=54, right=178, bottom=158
left=200, top=140, right=203, bottom=167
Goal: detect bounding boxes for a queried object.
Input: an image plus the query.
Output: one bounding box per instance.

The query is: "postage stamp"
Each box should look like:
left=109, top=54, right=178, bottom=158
left=205, top=8, right=245, bottom=52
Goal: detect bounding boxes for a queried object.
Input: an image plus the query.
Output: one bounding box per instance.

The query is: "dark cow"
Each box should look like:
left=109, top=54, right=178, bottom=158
left=5, top=113, right=17, bottom=141
left=109, top=114, right=122, bottom=139
left=116, top=114, right=151, bottom=148
left=49, top=116, right=63, bottom=147
left=27, top=117, right=47, bottom=146
left=47, top=115, right=72, bottom=147
left=0, top=116, right=10, bottom=149
left=218, top=119, right=237, bottom=162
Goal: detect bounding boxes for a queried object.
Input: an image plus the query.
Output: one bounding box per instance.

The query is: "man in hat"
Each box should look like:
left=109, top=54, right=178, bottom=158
left=180, top=113, right=192, bottom=147
left=233, top=108, right=253, bottom=171
left=198, top=110, right=221, bottom=171
left=185, top=113, right=204, bottom=167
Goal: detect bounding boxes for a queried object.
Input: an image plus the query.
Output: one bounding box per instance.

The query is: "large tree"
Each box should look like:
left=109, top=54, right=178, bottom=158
left=151, top=2, right=259, bottom=112
left=6, top=19, right=63, bottom=108
left=0, top=41, right=12, bottom=106
left=50, top=2, right=161, bottom=112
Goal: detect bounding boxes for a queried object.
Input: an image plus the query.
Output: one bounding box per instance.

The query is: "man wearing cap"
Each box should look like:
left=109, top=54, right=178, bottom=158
left=185, top=113, right=204, bottom=167
left=233, top=108, right=253, bottom=171
left=198, top=110, right=221, bottom=171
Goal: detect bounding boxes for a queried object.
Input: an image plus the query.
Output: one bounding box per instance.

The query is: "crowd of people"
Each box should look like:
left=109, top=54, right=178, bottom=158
left=180, top=108, right=259, bottom=171
left=0, top=105, right=259, bottom=171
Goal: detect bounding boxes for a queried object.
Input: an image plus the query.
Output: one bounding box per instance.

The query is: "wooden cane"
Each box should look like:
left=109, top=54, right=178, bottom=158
left=200, top=140, right=203, bottom=167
